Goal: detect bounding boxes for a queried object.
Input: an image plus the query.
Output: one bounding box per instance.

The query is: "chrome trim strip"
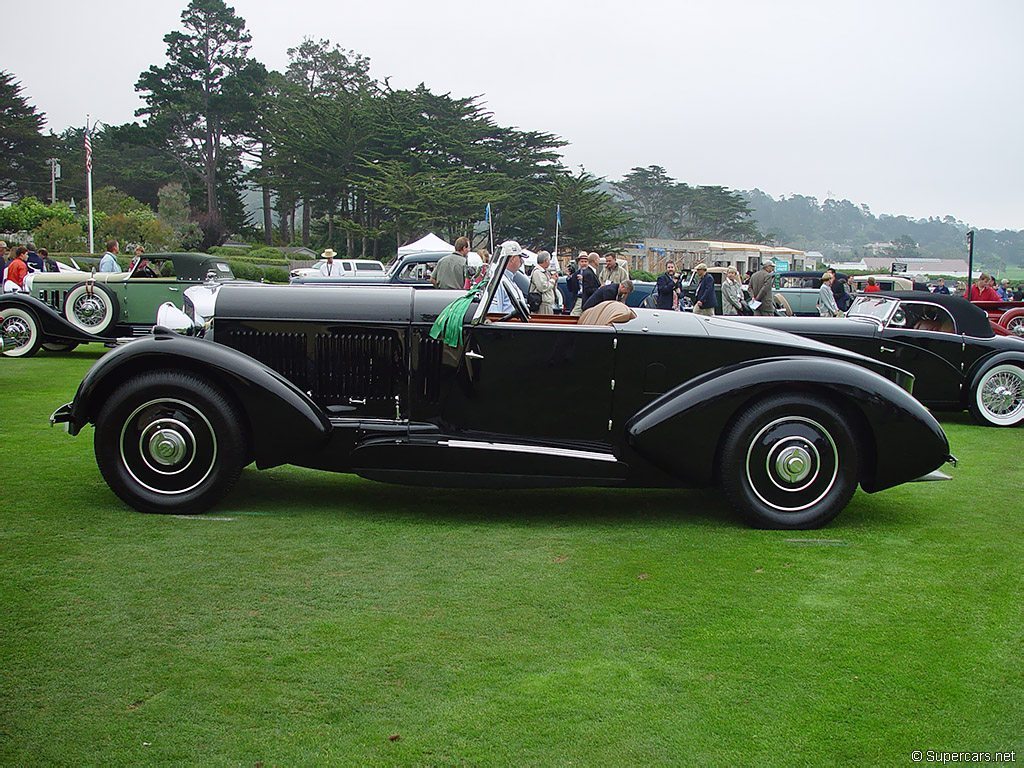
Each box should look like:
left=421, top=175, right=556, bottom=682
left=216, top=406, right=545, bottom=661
left=440, top=439, right=618, bottom=463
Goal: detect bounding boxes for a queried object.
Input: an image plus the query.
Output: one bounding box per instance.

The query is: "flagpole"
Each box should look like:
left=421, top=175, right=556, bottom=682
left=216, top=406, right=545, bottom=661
left=486, top=203, right=493, bottom=256
left=85, top=116, right=95, bottom=255
left=554, top=204, right=560, bottom=267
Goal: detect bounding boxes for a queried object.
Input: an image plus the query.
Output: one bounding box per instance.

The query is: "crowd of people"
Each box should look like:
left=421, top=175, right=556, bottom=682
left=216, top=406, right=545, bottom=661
left=961, top=273, right=1024, bottom=301
left=0, top=240, right=62, bottom=293
left=0, top=238, right=153, bottom=294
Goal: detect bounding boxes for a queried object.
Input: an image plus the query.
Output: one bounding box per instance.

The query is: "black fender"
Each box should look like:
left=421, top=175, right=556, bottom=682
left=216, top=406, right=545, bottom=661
left=965, top=350, right=1024, bottom=398
left=61, top=329, right=331, bottom=469
left=626, top=356, right=949, bottom=493
left=0, top=293, right=102, bottom=344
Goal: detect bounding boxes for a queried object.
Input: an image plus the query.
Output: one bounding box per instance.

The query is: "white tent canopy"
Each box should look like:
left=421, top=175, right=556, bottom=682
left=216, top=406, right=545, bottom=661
left=397, top=232, right=454, bottom=256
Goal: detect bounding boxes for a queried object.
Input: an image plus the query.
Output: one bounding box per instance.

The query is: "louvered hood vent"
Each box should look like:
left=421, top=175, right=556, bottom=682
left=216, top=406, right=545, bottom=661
left=221, top=328, right=404, bottom=406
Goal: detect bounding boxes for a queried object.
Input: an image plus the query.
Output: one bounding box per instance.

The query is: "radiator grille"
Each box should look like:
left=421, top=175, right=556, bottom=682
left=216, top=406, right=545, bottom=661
left=222, top=327, right=404, bottom=406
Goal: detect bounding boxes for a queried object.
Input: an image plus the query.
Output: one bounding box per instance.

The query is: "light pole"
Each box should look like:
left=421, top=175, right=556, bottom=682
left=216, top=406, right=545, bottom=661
left=48, top=158, right=61, bottom=203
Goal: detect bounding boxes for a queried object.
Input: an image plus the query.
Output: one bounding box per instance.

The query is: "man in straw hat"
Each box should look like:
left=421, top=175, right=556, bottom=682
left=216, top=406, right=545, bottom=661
left=318, top=248, right=338, bottom=277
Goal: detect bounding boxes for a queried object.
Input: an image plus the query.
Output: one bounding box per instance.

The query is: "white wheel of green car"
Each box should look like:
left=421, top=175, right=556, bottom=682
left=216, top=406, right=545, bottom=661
left=42, top=341, right=79, bottom=353
left=1, top=307, right=42, bottom=358
left=63, top=283, right=118, bottom=335
left=969, top=364, right=1024, bottom=427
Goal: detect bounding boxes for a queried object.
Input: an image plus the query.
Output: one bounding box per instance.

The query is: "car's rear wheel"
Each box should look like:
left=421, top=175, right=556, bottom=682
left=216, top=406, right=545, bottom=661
left=998, top=308, right=1024, bottom=337
left=42, top=341, right=79, bottom=353
left=721, top=393, right=859, bottom=529
left=94, top=371, right=247, bottom=513
left=1, top=307, right=42, bottom=358
left=969, top=364, right=1024, bottom=427
left=63, top=283, right=118, bottom=335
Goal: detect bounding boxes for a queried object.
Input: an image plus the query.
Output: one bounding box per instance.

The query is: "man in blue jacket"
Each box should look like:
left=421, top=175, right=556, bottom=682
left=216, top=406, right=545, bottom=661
left=693, top=263, right=717, bottom=316
left=655, top=261, right=679, bottom=310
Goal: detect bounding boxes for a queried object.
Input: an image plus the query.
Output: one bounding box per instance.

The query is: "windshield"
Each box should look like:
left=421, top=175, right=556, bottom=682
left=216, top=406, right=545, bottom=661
left=848, top=295, right=897, bottom=322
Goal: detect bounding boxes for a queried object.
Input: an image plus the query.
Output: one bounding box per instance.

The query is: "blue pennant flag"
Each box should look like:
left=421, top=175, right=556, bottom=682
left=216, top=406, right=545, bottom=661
left=485, top=202, right=491, bottom=222
left=556, top=204, right=561, bottom=227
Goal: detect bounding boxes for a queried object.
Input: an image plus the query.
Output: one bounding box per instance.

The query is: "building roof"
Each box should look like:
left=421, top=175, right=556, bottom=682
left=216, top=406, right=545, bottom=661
left=862, top=257, right=969, bottom=276
left=641, top=238, right=804, bottom=255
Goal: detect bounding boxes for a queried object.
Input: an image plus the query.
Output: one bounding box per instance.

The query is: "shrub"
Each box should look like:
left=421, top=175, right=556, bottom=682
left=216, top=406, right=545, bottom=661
left=0, top=198, right=76, bottom=232
left=630, top=269, right=657, bottom=282
left=261, top=267, right=289, bottom=283
left=33, top=219, right=86, bottom=252
left=247, top=246, right=283, bottom=261
left=208, top=245, right=251, bottom=256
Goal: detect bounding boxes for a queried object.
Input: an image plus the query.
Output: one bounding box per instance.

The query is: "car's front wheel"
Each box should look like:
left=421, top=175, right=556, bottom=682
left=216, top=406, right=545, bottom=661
left=969, top=364, right=1024, bottom=427
left=63, top=283, right=118, bottom=335
left=1, top=307, right=42, bottom=358
left=998, top=308, right=1024, bottom=337
left=94, top=371, right=248, bottom=513
left=721, top=393, right=859, bottom=529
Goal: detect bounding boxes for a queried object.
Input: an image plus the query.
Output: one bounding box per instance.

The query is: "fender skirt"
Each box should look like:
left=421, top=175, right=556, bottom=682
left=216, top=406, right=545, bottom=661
left=626, top=356, right=950, bottom=493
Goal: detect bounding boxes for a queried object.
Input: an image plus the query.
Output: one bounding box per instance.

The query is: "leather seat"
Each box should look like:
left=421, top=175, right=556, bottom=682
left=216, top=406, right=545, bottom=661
left=578, top=300, right=636, bottom=326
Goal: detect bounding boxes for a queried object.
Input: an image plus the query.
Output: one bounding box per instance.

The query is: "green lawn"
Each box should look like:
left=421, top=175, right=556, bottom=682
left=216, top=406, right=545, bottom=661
left=1, top=349, right=1022, bottom=766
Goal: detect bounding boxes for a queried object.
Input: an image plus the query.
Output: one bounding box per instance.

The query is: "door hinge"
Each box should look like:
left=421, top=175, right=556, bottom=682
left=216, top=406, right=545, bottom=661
left=395, top=395, right=401, bottom=419
left=610, top=379, right=615, bottom=391
left=612, top=338, right=617, bottom=349
left=607, top=419, right=613, bottom=431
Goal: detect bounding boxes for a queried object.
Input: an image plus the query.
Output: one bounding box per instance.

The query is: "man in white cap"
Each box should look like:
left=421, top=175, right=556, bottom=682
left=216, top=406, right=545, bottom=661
left=318, top=248, right=338, bottom=277
left=489, top=240, right=528, bottom=315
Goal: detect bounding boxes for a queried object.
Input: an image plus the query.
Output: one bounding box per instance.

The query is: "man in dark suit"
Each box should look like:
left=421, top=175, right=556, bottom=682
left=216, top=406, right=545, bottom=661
left=692, top=263, right=717, bottom=316
left=581, top=280, right=633, bottom=312
left=569, top=253, right=601, bottom=316
left=655, top=261, right=679, bottom=310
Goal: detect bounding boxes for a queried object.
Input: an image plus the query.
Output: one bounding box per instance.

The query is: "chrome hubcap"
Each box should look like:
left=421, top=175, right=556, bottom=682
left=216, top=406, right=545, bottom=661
left=1, top=317, right=30, bottom=347
left=747, top=416, right=838, bottom=513
left=775, top=445, right=812, bottom=483
left=148, top=428, right=188, bottom=466
left=120, top=399, right=217, bottom=495
left=73, top=295, right=106, bottom=326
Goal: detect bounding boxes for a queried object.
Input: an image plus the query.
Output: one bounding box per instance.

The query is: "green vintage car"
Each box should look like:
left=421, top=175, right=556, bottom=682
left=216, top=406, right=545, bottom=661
left=27, top=252, right=237, bottom=339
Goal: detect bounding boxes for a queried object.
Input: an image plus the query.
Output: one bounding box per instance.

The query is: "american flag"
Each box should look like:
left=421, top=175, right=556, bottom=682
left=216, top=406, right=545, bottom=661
left=84, top=129, right=92, bottom=173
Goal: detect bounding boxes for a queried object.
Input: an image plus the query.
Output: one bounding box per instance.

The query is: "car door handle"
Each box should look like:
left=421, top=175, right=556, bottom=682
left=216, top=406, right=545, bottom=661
left=881, top=346, right=896, bottom=353
left=348, top=397, right=366, bottom=405
left=168, top=287, right=179, bottom=292
left=466, top=350, right=484, bottom=360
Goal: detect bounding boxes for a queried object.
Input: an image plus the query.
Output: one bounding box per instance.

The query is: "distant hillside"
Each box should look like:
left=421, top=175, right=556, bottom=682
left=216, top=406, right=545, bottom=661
left=743, top=189, right=1024, bottom=271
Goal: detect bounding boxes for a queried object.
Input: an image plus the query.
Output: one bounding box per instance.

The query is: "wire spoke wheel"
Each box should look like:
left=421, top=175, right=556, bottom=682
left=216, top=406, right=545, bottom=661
left=1, top=308, right=41, bottom=358
left=974, top=364, right=1024, bottom=426
left=63, top=283, right=117, bottom=335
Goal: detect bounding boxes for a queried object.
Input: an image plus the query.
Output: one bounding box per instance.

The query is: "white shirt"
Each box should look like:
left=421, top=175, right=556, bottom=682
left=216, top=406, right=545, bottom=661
left=318, top=260, right=337, bottom=277
left=98, top=251, right=119, bottom=272
left=489, top=271, right=526, bottom=314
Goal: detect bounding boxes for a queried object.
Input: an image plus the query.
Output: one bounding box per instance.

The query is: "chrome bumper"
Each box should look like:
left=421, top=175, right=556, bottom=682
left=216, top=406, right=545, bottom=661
left=50, top=402, right=74, bottom=433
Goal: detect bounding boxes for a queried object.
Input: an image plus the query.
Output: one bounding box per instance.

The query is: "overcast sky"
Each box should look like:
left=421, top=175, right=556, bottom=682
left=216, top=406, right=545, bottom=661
left=5, top=0, right=1023, bottom=230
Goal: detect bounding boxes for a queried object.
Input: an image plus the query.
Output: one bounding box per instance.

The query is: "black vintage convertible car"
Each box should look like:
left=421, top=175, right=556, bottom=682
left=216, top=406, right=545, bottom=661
left=51, top=250, right=954, bottom=529
left=733, top=292, right=1024, bottom=427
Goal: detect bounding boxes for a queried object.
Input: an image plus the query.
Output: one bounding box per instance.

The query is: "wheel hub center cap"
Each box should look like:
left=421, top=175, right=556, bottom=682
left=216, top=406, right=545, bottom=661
left=78, top=298, right=102, bottom=319
left=776, top=445, right=812, bottom=483
left=148, top=428, right=187, bottom=466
